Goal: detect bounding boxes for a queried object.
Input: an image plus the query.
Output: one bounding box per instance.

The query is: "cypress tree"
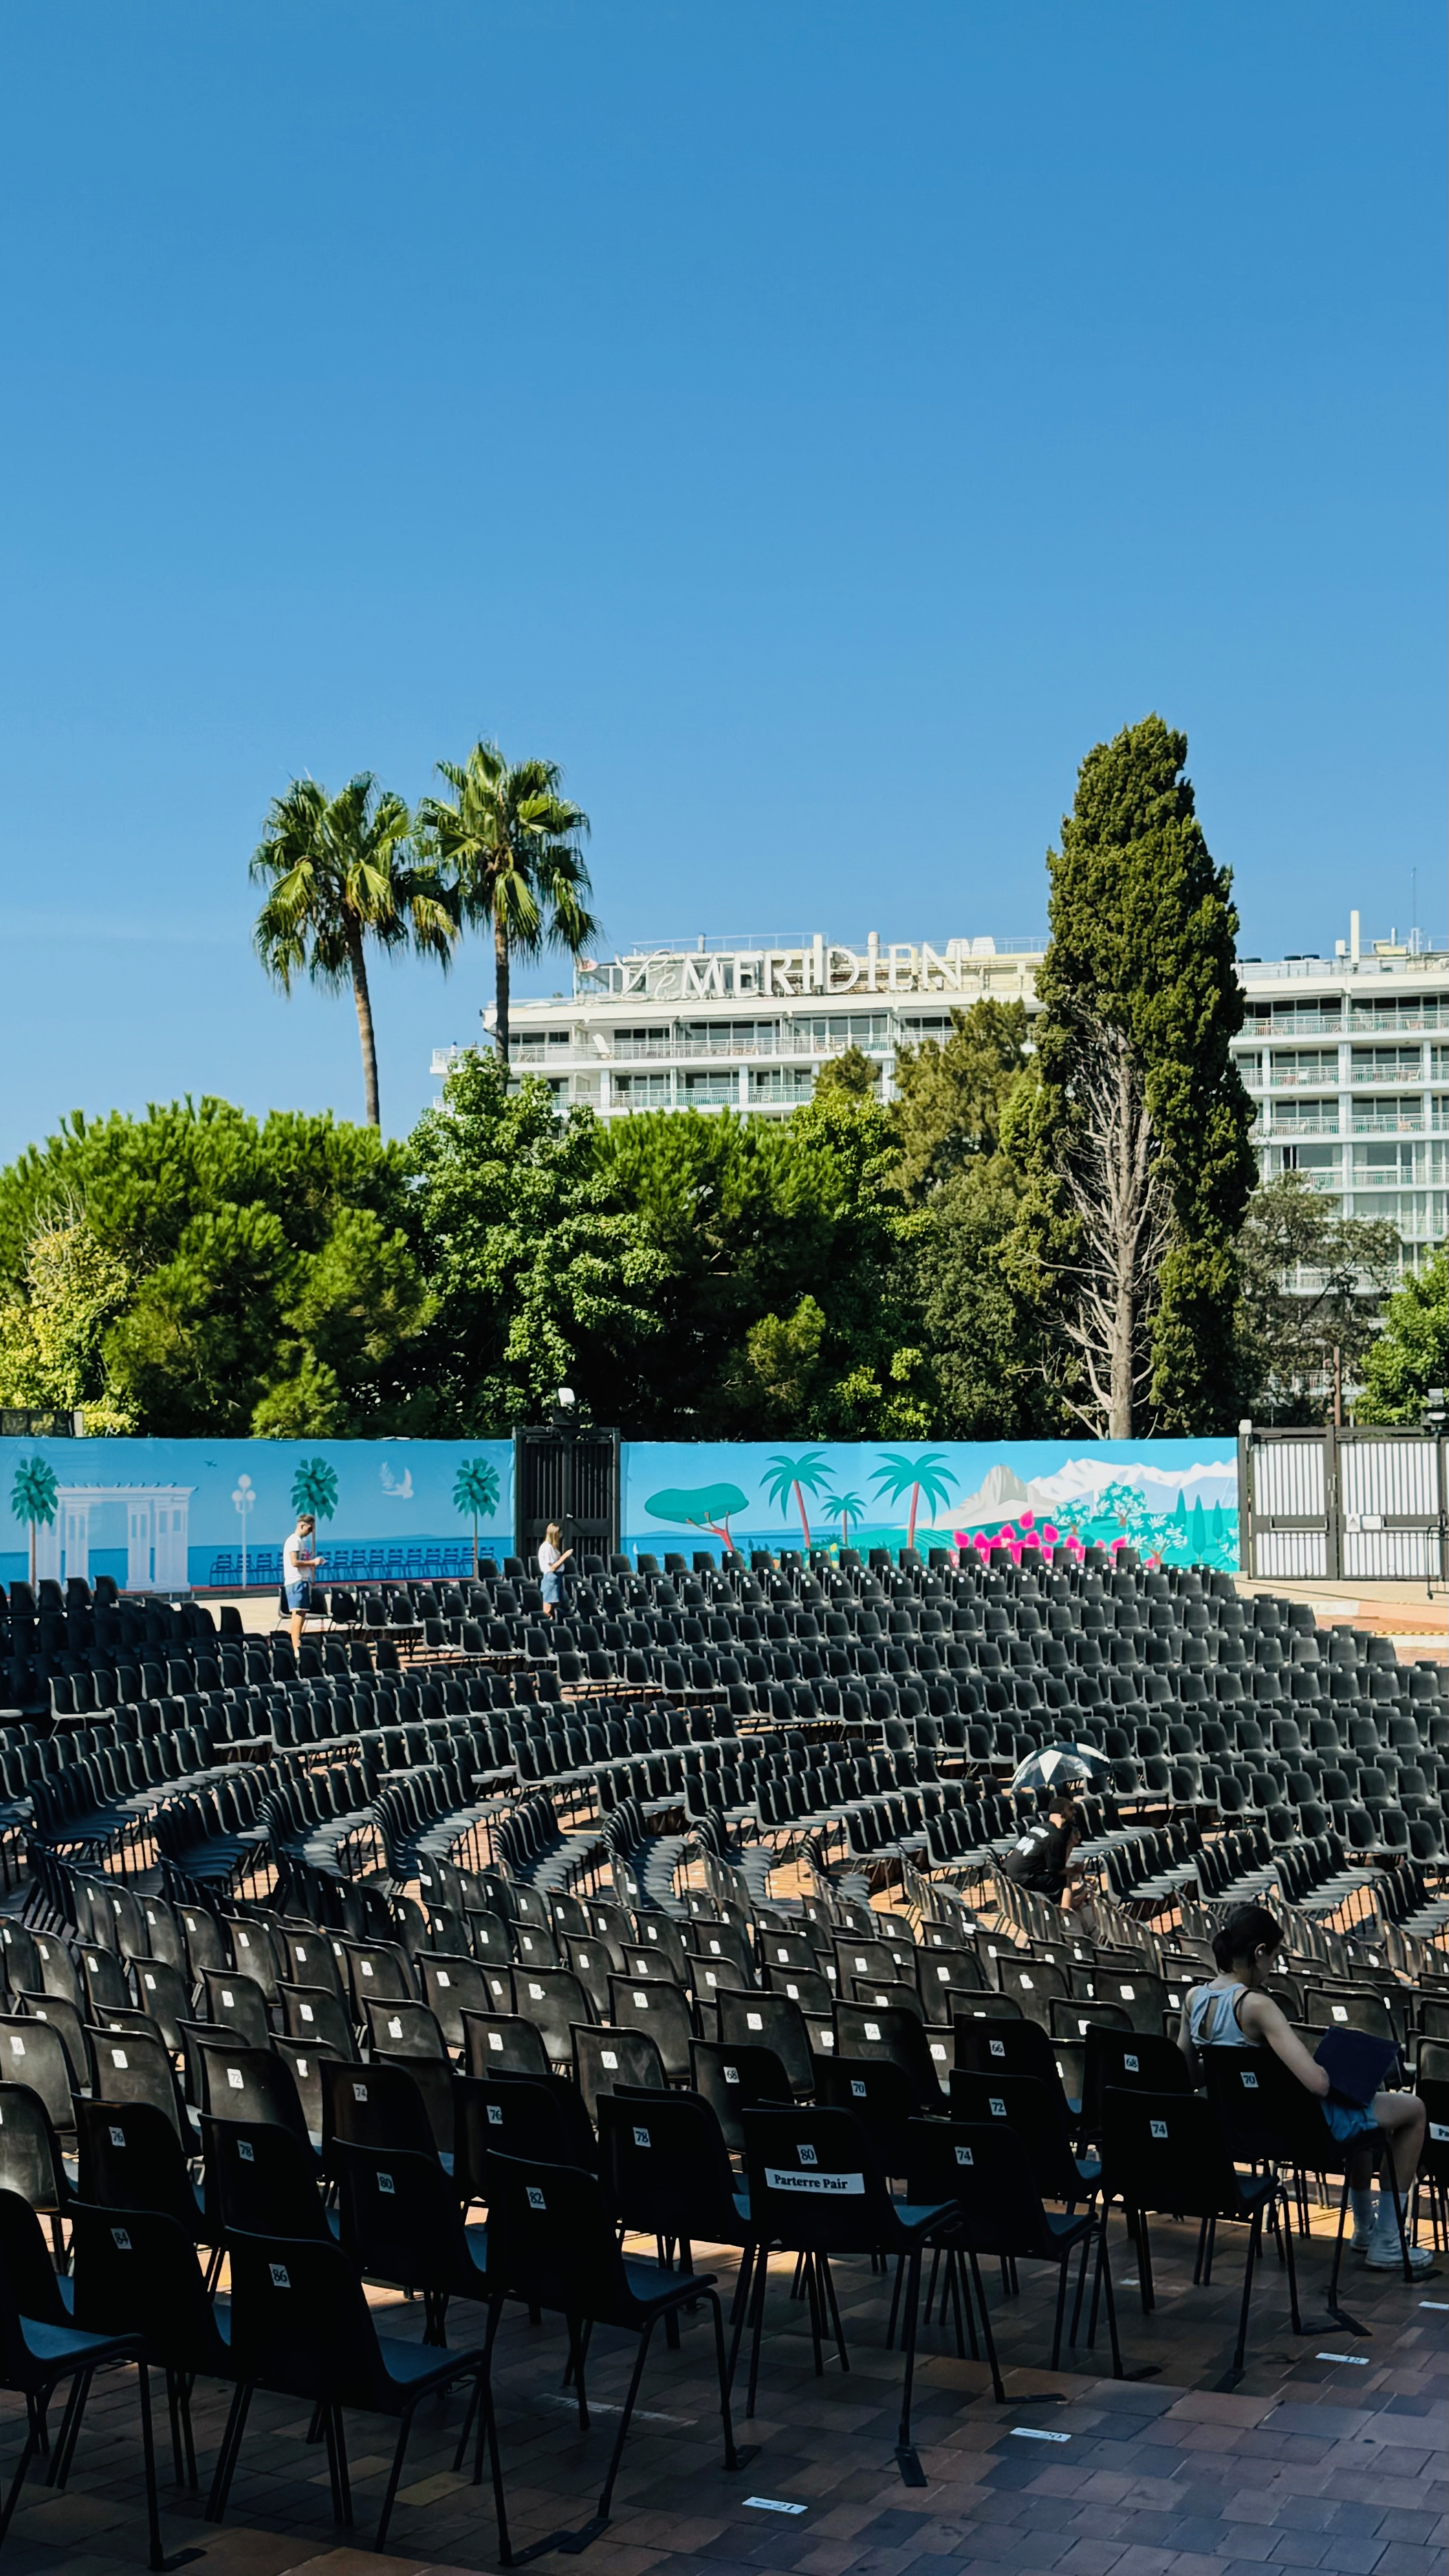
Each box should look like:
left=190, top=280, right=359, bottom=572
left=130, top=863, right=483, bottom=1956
left=1019, top=715, right=1256, bottom=1434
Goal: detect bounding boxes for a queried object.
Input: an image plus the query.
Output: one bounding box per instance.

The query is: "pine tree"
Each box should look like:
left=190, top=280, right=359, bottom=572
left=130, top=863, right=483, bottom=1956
left=1015, top=716, right=1256, bottom=1434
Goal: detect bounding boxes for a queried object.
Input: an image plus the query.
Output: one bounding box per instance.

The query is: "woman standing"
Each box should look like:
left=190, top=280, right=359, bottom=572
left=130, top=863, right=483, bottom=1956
left=1180, top=1903, right=1430, bottom=2273
left=537, top=1522, right=573, bottom=1620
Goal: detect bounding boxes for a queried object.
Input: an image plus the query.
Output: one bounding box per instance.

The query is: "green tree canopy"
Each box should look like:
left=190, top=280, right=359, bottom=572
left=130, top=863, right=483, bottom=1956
left=0, top=1100, right=429, bottom=1437
left=1355, top=1245, right=1449, bottom=1423
left=1236, top=1172, right=1400, bottom=1422
left=891, top=999, right=1034, bottom=1199
left=407, top=1047, right=667, bottom=1433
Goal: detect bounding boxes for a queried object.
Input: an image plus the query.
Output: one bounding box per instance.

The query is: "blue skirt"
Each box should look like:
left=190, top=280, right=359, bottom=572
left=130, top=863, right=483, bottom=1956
left=541, top=1570, right=562, bottom=1605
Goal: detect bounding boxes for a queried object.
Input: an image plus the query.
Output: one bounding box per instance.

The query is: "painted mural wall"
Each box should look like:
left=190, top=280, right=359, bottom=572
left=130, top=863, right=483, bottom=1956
left=1, top=1439, right=514, bottom=1593
left=622, top=1440, right=1240, bottom=1572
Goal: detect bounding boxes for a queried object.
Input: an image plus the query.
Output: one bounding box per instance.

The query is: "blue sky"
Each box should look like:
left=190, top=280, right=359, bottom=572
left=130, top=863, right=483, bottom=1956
left=0, top=2, right=1443, bottom=1157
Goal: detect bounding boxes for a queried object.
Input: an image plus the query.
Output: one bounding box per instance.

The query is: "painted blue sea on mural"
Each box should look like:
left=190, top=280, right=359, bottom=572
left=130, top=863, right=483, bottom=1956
left=622, top=1440, right=1239, bottom=1571
left=0, top=1438, right=514, bottom=1592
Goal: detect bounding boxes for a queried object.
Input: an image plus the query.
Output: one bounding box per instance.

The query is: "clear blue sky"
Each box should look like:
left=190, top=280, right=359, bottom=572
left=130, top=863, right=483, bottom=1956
left=1, top=2, right=1443, bottom=1155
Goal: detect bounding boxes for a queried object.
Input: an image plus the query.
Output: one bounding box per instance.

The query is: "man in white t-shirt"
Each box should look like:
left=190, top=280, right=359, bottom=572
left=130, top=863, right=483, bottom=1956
left=282, top=1513, right=323, bottom=1655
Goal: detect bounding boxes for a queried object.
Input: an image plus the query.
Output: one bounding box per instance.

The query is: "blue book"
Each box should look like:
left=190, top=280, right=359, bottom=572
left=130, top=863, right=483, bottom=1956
left=1313, top=2028, right=1398, bottom=2107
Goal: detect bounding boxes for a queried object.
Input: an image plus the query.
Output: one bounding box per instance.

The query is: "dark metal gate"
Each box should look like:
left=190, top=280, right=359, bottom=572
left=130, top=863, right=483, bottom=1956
left=1238, top=1426, right=1448, bottom=1582
left=513, top=1424, right=621, bottom=1568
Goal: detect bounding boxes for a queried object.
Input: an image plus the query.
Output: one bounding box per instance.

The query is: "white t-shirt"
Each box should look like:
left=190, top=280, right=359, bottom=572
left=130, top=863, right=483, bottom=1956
left=283, top=1531, right=313, bottom=1581
left=538, top=1539, right=563, bottom=1574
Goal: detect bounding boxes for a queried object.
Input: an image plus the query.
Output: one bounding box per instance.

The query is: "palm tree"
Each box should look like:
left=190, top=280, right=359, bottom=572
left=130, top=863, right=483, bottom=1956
left=11, top=1454, right=58, bottom=1589
left=252, top=775, right=458, bottom=1127
left=291, top=1458, right=339, bottom=1521
left=453, top=1457, right=501, bottom=1576
left=760, top=1451, right=833, bottom=1552
left=416, top=741, right=597, bottom=1065
left=871, top=1451, right=957, bottom=1555
left=823, top=1490, right=866, bottom=1550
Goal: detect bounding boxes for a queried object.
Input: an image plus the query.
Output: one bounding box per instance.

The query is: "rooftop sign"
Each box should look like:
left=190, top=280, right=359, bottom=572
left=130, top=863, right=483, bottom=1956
left=576, top=933, right=1038, bottom=1003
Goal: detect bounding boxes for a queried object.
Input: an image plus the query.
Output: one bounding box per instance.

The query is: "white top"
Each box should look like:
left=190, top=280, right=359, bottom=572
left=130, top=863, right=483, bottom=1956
left=538, top=1540, right=564, bottom=1573
left=283, top=1531, right=313, bottom=1580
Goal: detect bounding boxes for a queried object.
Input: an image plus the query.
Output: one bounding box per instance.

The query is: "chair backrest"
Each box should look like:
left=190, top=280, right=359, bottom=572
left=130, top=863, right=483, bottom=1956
left=11, top=1997, right=90, bottom=2098
left=948, top=2071, right=1083, bottom=2201
left=716, top=1991, right=813, bottom=2095
left=1049, top=1997, right=1134, bottom=2042
left=78, top=1945, right=133, bottom=2020
left=200, top=1968, right=271, bottom=2051
left=607, top=1978, right=695, bottom=2082
left=1099, top=2086, right=1242, bottom=2220
left=833, top=2002, right=946, bottom=2106
left=88, top=2026, right=184, bottom=2142
left=1088, top=1966, right=1170, bottom=2036
left=75, top=2097, right=198, bottom=2231
left=280, top=1931, right=345, bottom=1998
left=201, top=2114, right=331, bottom=2239
left=129, top=1958, right=190, bottom=2052
left=0, top=2186, right=74, bottom=2344
left=992, top=1956, right=1070, bottom=2025
left=462, top=2011, right=554, bottom=2081
left=815, top=2056, right=920, bottom=2175
left=687, top=2040, right=793, bottom=2152
left=192, top=2036, right=313, bottom=2152
left=597, top=2090, right=740, bottom=2242
left=903, top=2116, right=1057, bottom=2259
left=1417, top=2075, right=1449, bottom=2181
left=740, top=2104, right=893, bottom=2255
left=685, top=1921, right=754, bottom=1985
left=630, top=1916, right=690, bottom=1982
left=511, top=1968, right=592, bottom=2066
left=321, top=2057, right=439, bottom=2163
left=416, top=1953, right=492, bottom=2049
left=455, top=2072, right=596, bottom=2198
left=481, top=2151, right=636, bottom=2328
left=1200, top=2042, right=1337, bottom=2168
left=1080, top=2027, right=1191, bottom=2143
left=334, top=2139, right=471, bottom=2294
left=344, top=1941, right=414, bottom=2013
left=69, top=2202, right=226, bottom=2370
left=278, top=1981, right=357, bottom=2061
left=0, top=2082, right=68, bottom=2214
left=225, top=2227, right=391, bottom=2407
left=952, top=2012, right=1066, bottom=2096
left=571, top=2024, right=667, bottom=2124
left=363, top=1997, right=446, bottom=2061
left=223, top=1916, right=281, bottom=2001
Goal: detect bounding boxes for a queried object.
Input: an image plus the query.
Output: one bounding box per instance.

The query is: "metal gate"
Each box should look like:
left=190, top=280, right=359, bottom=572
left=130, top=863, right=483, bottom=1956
left=513, top=1424, right=621, bottom=1567
left=1239, top=1426, right=1448, bottom=1582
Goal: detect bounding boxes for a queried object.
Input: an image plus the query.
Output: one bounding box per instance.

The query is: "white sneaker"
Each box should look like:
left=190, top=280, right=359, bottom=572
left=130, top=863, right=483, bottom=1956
left=1363, top=2230, right=1435, bottom=2274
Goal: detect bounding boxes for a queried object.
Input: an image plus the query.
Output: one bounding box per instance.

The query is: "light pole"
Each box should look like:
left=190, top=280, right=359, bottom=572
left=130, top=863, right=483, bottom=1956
left=231, top=1472, right=255, bottom=1591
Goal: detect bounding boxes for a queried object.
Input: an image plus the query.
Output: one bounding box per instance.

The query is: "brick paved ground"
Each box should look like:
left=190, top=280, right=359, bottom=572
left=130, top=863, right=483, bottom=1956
left=1, top=2197, right=1442, bottom=2576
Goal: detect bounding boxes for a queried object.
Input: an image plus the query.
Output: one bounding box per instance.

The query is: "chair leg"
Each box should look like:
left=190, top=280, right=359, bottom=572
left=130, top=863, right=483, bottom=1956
left=1068, top=2232, right=1091, bottom=2348
left=745, top=2239, right=769, bottom=2419
left=1096, top=2217, right=1123, bottom=2380
left=895, top=2248, right=926, bottom=2485
left=803, top=2252, right=825, bottom=2377
left=704, top=2287, right=743, bottom=2472
left=886, top=2251, right=904, bottom=2350
left=966, top=2245, right=1005, bottom=2404
left=819, top=2254, right=849, bottom=2373
left=1136, top=2213, right=1155, bottom=2315
left=374, top=2402, right=416, bottom=2553
left=47, top=2369, right=90, bottom=2487
left=1050, top=2255, right=1070, bottom=2372
left=1279, top=2186, right=1303, bottom=2336
left=1232, top=2208, right=1261, bottom=2376
left=205, top=2380, right=253, bottom=2521
left=595, top=2317, right=656, bottom=2524
left=131, top=2363, right=166, bottom=2573
left=0, top=2390, right=45, bottom=2550
left=726, top=2244, right=755, bottom=2388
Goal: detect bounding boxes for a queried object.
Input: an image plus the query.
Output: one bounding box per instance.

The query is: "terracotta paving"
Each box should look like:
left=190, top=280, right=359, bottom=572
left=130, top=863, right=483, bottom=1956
left=3, top=2201, right=1443, bottom=2576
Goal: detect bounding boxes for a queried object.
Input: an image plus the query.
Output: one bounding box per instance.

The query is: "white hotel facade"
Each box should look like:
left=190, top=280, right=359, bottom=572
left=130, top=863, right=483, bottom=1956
left=433, top=914, right=1449, bottom=1270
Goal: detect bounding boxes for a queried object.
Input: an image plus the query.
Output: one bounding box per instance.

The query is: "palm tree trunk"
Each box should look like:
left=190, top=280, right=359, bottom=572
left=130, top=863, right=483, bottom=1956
left=494, top=919, right=511, bottom=1064
left=792, top=1482, right=812, bottom=1550
left=348, top=933, right=381, bottom=1127
left=907, top=1486, right=920, bottom=1553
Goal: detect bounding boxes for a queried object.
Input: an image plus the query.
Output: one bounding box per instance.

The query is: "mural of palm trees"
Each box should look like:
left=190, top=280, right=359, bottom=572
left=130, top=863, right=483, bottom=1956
left=871, top=1452, right=957, bottom=1555
left=10, top=1455, right=58, bottom=1589
left=291, top=1458, right=339, bottom=1521
left=824, top=1490, right=866, bottom=1550
left=453, top=1457, right=501, bottom=1577
left=761, top=1451, right=833, bottom=1551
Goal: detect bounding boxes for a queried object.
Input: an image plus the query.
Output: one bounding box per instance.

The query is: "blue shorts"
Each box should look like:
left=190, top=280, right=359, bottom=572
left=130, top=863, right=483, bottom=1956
left=1323, top=2098, right=1380, bottom=2144
left=540, top=1571, right=562, bottom=1605
left=285, top=1582, right=310, bottom=1613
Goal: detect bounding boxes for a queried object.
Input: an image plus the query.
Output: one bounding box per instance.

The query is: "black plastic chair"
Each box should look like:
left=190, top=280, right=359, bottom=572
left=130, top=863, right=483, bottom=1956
left=905, top=2114, right=1114, bottom=2396
left=69, top=2200, right=235, bottom=2490
left=455, top=2074, right=597, bottom=2202
left=75, top=2098, right=216, bottom=2267
left=815, top=2056, right=920, bottom=2177
left=949, top=2070, right=1100, bottom=2206
left=833, top=2002, right=946, bottom=2108
left=1079, top=2026, right=1190, bottom=2151
left=190, top=2036, right=319, bottom=2163
left=0, top=2014, right=81, bottom=2134
left=1098, top=2087, right=1296, bottom=2372
left=0, top=2187, right=164, bottom=2565
left=465, top=2150, right=743, bottom=2562
left=88, top=2026, right=190, bottom=2147
left=416, top=1953, right=495, bottom=2051
left=716, top=1990, right=814, bottom=2096
left=321, top=2056, right=443, bottom=2170
left=335, top=2139, right=490, bottom=2342
left=462, top=2011, right=554, bottom=2081
left=0, top=2081, right=71, bottom=2243
left=598, top=2089, right=754, bottom=2339
left=689, top=2040, right=794, bottom=2153
left=1200, top=2042, right=1403, bottom=2314
left=739, top=2104, right=955, bottom=2482
left=199, top=1968, right=271, bottom=2051
left=278, top=1981, right=357, bottom=2061
left=205, top=2227, right=492, bottom=2552
left=607, top=1977, right=695, bottom=2082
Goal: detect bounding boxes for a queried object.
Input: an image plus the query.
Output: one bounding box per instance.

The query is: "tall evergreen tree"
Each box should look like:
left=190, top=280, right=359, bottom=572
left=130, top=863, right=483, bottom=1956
left=1014, top=716, right=1256, bottom=1434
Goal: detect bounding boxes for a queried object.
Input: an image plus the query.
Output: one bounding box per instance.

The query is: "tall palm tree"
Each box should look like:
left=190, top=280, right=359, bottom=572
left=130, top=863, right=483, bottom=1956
left=870, top=1452, right=957, bottom=1556
left=416, top=741, right=598, bottom=1065
left=761, top=1451, right=833, bottom=1552
left=452, top=1457, right=501, bottom=1577
left=252, top=775, right=458, bottom=1127
left=823, top=1490, right=866, bottom=1550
